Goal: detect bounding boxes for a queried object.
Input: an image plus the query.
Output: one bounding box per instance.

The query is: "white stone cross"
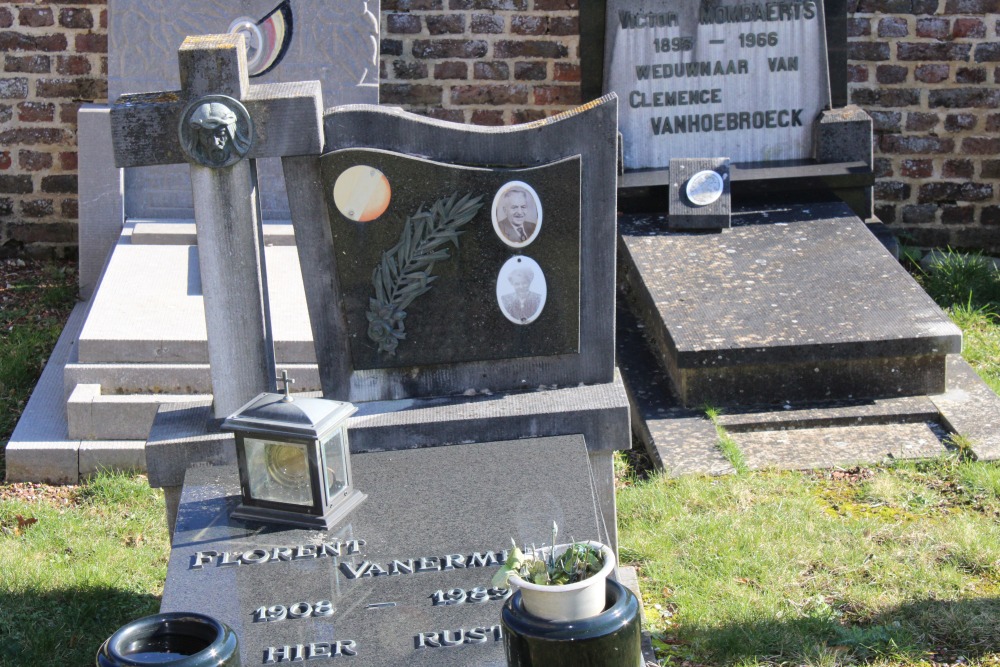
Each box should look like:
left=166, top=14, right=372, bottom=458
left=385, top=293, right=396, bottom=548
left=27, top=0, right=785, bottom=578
left=110, top=33, right=323, bottom=418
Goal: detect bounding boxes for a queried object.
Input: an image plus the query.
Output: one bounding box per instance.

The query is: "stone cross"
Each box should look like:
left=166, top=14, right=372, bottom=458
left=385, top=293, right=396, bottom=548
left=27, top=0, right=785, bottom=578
left=110, top=33, right=323, bottom=418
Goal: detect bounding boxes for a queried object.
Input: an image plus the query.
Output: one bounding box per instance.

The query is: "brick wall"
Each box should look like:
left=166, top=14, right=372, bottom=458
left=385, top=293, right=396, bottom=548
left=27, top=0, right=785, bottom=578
left=847, top=0, right=1000, bottom=252
left=2, top=0, right=1000, bottom=256
left=0, top=1, right=107, bottom=257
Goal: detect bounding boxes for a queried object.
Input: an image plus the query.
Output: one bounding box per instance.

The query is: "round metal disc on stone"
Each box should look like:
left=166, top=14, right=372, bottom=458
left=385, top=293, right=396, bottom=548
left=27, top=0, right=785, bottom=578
left=178, top=94, right=254, bottom=168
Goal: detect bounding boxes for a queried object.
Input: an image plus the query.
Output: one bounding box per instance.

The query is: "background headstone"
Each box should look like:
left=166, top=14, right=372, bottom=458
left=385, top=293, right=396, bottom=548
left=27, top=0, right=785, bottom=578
left=109, top=0, right=379, bottom=220
left=603, top=0, right=831, bottom=169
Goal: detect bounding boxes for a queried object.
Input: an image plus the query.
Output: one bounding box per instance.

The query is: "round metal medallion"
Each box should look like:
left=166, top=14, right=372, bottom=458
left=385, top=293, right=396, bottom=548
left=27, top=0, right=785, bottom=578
left=685, top=170, right=724, bottom=207
left=178, top=94, right=254, bottom=169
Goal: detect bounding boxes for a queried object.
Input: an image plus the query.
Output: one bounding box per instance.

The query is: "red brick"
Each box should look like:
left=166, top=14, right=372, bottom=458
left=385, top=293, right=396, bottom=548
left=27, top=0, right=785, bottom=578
left=471, top=14, right=504, bottom=33
left=512, top=109, right=547, bottom=123
left=906, top=112, right=939, bottom=131
left=918, top=181, right=992, bottom=203
left=0, top=152, right=9, bottom=171
left=0, top=175, right=32, bottom=194
left=898, top=42, right=971, bottom=61
left=0, top=8, right=11, bottom=28
left=433, top=61, right=467, bottom=79
left=851, top=88, right=919, bottom=107
left=0, top=127, right=67, bottom=145
left=36, top=78, right=107, bottom=100
left=847, top=64, right=868, bottom=83
left=75, top=33, right=107, bottom=53
left=59, top=8, right=93, bottom=29
left=900, top=159, right=933, bottom=178
left=986, top=113, right=1000, bottom=131
left=17, top=102, right=55, bottom=123
left=387, top=13, right=422, bottom=34
left=930, top=88, right=1000, bottom=107
left=874, top=181, right=911, bottom=201
left=916, top=17, right=949, bottom=38
left=100, top=9, right=107, bottom=29
left=982, top=206, right=1000, bottom=225
left=941, top=205, right=975, bottom=224
left=61, top=198, right=78, bottom=219
left=20, top=199, right=54, bottom=218
left=944, top=159, right=975, bottom=178
left=18, top=150, right=53, bottom=172
left=41, top=175, right=77, bottom=193
left=961, top=137, right=1000, bottom=153
left=0, top=78, right=27, bottom=99
left=0, top=104, right=10, bottom=124
left=474, top=61, right=509, bottom=80
left=534, top=0, right=578, bottom=8
left=59, top=151, right=77, bottom=170
left=859, top=0, right=936, bottom=11
left=880, top=134, right=954, bottom=154
left=59, top=102, right=81, bottom=123
left=18, top=7, right=54, bottom=27
left=550, top=17, right=578, bottom=36
left=953, top=18, right=986, bottom=37
left=450, top=84, right=528, bottom=105
left=533, top=85, right=580, bottom=105
left=956, top=67, right=986, bottom=84
left=383, top=0, right=442, bottom=8
left=944, top=0, right=1000, bottom=12
left=7, top=221, right=77, bottom=245
left=982, top=160, right=1000, bottom=178
left=381, top=39, right=403, bottom=56
left=494, top=40, right=569, bottom=59
left=914, top=64, right=949, bottom=83
left=512, top=15, right=548, bottom=35
left=847, top=18, right=870, bottom=37
left=553, top=62, right=580, bottom=82
left=975, top=43, right=1000, bottom=62
left=875, top=65, right=907, bottom=84
left=514, top=61, right=546, bottom=80
left=869, top=110, right=902, bottom=132
left=380, top=83, right=443, bottom=105
left=413, top=39, right=488, bottom=59
left=471, top=109, right=504, bottom=125
left=0, top=32, right=65, bottom=52
left=5, top=55, right=50, bottom=73
left=878, top=17, right=908, bottom=37
left=56, top=55, right=91, bottom=75
left=426, top=14, right=464, bottom=34
left=449, top=0, right=528, bottom=8
left=421, top=108, right=464, bottom=123
left=874, top=157, right=893, bottom=177
left=902, top=204, right=937, bottom=224
left=392, top=60, right=427, bottom=79
left=945, top=113, right=977, bottom=131
left=848, top=42, right=890, bottom=61
left=874, top=204, right=896, bottom=224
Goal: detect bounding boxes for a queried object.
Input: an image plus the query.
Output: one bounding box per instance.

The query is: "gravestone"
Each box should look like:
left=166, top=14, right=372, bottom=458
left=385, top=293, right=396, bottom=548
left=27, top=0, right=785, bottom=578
left=580, top=1, right=970, bottom=471
left=137, top=37, right=630, bottom=666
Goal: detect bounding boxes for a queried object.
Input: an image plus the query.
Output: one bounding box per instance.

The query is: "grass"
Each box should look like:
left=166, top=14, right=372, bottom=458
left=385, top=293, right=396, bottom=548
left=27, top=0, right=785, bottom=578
left=0, top=470, right=169, bottom=666
left=705, top=406, right=750, bottom=475
left=2, top=248, right=1000, bottom=666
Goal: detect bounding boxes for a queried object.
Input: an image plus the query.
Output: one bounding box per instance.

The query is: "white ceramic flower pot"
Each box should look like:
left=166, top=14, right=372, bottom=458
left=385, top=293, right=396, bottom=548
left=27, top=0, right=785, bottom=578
left=508, top=542, right=616, bottom=622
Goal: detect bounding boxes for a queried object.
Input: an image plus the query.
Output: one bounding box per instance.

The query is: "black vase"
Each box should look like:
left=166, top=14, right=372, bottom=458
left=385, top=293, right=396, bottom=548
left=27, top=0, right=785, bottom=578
left=95, top=612, right=240, bottom=667
left=501, top=578, right=643, bottom=667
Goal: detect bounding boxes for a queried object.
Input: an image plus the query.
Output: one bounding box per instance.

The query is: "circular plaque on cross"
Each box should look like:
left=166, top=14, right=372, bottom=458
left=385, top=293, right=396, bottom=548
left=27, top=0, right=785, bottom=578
left=685, top=170, right=724, bottom=207
left=178, top=95, right=254, bottom=169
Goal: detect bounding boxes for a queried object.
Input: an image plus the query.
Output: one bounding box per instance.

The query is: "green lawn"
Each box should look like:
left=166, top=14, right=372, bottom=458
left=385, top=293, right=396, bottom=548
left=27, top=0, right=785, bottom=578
left=2, top=250, right=1000, bottom=666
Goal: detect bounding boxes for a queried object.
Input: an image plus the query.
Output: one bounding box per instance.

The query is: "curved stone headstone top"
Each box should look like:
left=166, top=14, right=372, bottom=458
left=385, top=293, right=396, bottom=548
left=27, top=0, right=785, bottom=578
left=109, top=0, right=379, bottom=219
left=285, top=96, right=620, bottom=402
left=603, top=0, right=831, bottom=169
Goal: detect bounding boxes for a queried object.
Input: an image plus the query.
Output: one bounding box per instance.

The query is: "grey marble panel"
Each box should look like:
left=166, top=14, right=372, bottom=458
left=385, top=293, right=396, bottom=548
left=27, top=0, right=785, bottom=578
left=603, top=0, right=831, bottom=169
left=109, top=0, right=379, bottom=219
left=162, top=436, right=606, bottom=666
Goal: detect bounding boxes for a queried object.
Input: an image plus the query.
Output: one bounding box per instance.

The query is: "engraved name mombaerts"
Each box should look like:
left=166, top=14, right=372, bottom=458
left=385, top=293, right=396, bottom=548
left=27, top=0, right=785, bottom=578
left=190, top=540, right=365, bottom=569
left=264, top=641, right=357, bottom=663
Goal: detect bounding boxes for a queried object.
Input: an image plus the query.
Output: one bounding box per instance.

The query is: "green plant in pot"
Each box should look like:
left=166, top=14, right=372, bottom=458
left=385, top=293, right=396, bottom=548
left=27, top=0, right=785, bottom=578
left=492, top=523, right=616, bottom=622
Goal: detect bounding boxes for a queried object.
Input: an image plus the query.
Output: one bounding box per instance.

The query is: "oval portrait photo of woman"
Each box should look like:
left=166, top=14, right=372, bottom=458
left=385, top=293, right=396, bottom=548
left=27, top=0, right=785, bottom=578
left=496, top=255, right=547, bottom=325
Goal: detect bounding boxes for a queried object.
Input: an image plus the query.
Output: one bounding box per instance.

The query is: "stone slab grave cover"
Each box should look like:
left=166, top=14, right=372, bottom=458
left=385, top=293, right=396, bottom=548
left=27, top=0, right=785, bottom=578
left=603, top=0, right=831, bottom=170
left=163, top=436, right=607, bottom=667
left=109, top=0, right=379, bottom=220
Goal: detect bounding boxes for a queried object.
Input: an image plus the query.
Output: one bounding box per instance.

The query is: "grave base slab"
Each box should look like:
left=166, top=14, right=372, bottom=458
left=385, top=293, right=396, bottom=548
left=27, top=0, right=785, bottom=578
left=162, top=437, right=612, bottom=667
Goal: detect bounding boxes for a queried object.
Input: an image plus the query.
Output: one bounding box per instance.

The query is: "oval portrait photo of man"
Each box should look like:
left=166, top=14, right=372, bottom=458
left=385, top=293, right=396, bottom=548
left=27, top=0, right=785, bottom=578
left=496, top=255, right=547, bottom=325
left=492, top=181, right=542, bottom=248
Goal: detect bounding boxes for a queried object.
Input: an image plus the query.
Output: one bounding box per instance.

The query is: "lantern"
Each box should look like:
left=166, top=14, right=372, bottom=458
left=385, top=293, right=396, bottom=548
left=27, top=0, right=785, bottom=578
left=221, top=373, right=365, bottom=529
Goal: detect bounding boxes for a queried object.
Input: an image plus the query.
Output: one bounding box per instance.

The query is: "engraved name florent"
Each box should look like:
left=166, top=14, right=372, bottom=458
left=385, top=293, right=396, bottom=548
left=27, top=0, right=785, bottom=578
left=190, top=539, right=365, bottom=569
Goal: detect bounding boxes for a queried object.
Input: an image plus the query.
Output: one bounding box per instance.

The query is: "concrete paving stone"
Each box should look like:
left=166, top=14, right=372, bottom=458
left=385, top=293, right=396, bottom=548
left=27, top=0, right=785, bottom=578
left=79, top=440, right=146, bottom=477
left=63, top=362, right=320, bottom=397
left=4, top=303, right=87, bottom=483
left=716, top=395, right=941, bottom=432
left=130, top=219, right=296, bottom=246
left=933, top=354, right=1000, bottom=460
left=67, top=383, right=213, bottom=440
left=736, top=422, right=948, bottom=471
left=77, top=242, right=314, bottom=364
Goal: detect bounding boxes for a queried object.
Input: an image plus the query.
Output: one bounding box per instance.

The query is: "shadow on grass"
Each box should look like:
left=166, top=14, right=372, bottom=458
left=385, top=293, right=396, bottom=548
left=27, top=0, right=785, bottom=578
left=677, top=596, right=1000, bottom=665
left=0, top=586, right=160, bottom=666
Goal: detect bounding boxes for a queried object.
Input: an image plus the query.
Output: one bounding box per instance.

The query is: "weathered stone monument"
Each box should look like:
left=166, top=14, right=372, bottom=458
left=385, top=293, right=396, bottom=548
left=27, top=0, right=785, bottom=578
left=582, top=0, right=1000, bottom=471
left=5, top=1, right=380, bottom=483
left=105, top=31, right=630, bottom=665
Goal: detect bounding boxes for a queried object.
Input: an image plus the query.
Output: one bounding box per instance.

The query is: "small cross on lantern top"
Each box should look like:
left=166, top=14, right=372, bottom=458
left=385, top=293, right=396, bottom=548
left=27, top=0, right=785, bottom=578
left=276, top=370, right=296, bottom=402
